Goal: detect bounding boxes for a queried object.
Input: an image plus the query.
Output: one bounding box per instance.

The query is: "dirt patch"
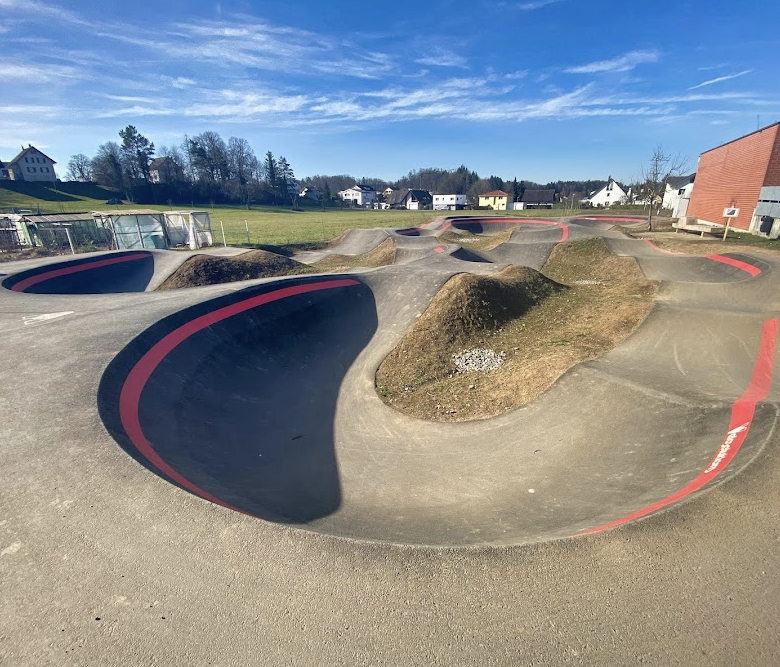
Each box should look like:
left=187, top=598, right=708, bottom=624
left=0, top=247, right=57, bottom=263
left=375, top=237, right=658, bottom=422
left=313, top=237, right=396, bottom=271
left=157, top=250, right=316, bottom=290
left=439, top=229, right=513, bottom=251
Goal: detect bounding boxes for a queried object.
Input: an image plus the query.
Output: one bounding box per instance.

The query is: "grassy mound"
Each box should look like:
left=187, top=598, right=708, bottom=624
left=376, top=237, right=657, bottom=422
left=157, top=250, right=315, bottom=290
left=313, top=237, right=396, bottom=271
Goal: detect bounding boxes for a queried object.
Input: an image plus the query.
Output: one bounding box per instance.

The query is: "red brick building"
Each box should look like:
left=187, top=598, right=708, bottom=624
left=688, top=121, right=780, bottom=233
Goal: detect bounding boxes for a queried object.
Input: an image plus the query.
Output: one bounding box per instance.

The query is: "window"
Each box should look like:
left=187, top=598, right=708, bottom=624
left=37, top=157, right=43, bottom=163
left=27, top=167, right=36, bottom=172
left=25, top=157, right=30, bottom=163
left=41, top=167, right=49, bottom=173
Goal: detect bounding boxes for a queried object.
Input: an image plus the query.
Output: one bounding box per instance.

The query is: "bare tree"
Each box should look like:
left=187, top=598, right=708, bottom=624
left=65, top=153, right=93, bottom=181
left=640, top=146, right=688, bottom=231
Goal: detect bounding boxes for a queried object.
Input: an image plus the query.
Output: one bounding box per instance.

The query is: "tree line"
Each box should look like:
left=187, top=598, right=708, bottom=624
left=65, top=125, right=635, bottom=208
left=65, top=126, right=299, bottom=207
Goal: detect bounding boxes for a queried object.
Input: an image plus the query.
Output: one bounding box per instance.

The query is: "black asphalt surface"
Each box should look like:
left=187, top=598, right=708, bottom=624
left=2, top=215, right=779, bottom=666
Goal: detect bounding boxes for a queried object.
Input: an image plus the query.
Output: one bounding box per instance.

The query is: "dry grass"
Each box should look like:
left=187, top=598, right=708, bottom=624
left=375, top=237, right=658, bottom=422
left=313, top=237, right=396, bottom=271
left=157, top=250, right=316, bottom=290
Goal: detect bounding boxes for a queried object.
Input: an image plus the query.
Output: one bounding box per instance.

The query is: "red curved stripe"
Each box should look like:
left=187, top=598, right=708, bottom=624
left=580, top=317, right=779, bottom=535
left=705, top=254, right=762, bottom=277
left=440, top=218, right=568, bottom=242
left=643, top=239, right=761, bottom=276
left=579, top=216, right=645, bottom=223
left=118, top=278, right=361, bottom=514
left=11, top=254, right=149, bottom=292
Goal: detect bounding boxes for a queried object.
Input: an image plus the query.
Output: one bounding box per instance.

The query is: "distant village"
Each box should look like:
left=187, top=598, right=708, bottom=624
left=2, top=119, right=780, bottom=240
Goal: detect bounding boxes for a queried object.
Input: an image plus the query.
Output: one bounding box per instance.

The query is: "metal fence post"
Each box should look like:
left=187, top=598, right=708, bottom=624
left=64, top=227, right=76, bottom=255
left=245, top=219, right=250, bottom=245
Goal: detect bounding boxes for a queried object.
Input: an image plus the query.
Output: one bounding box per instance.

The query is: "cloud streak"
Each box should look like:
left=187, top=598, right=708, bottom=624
left=565, top=50, right=659, bottom=74
left=513, top=0, right=566, bottom=10
left=688, top=69, right=752, bottom=90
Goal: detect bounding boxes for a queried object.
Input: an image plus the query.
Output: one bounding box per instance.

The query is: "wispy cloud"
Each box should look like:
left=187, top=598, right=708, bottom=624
left=513, top=0, right=566, bottom=10
left=0, top=62, right=87, bottom=83
left=415, top=47, right=468, bottom=69
left=565, top=50, right=660, bottom=74
left=688, top=69, right=752, bottom=90
left=0, top=0, right=89, bottom=26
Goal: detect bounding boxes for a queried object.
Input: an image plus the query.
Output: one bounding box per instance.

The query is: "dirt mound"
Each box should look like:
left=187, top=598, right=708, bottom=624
left=401, top=265, right=561, bottom=345
left=157, top=250, right=315, bottom=290
left=376, top=237, right=657, bottom=422
left=314, top=237, right=396, bottom=271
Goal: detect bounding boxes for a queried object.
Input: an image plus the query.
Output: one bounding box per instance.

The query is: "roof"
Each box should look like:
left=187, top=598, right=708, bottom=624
left=480, top=190, right=509, bottom=197
left=700, top=121, right=780, bottom=156
left=164, top=210, right=209, bottom=215
left=666, top=174, right=695, bottom=189
left=389, top=188, right=432, bottom=205
left=6, top=145, right=57, bottom=166
left=522, top=189, right=555, bottom=204
left=149, top=157, right=180, bottom=169
left=407, top=189, right=432, bottom=202
left=20, top=213, right=94, bottom=224
left=93, top=209, right=164, bottom=217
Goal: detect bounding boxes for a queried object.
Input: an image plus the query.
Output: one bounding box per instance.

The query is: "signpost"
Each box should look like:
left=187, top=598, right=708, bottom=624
left=722, top=207, right=739, bottom=242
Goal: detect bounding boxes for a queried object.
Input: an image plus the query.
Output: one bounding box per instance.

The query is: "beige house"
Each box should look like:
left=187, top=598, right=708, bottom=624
left=149, top=156, right=184, bottom=184
left=3, top=145, right=57, bottom=182
left=478, top=189, right=512, bottom=210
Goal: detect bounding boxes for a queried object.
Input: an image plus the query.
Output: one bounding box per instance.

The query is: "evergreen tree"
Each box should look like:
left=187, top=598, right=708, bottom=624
left=118, top=125, right=155, bottom=181
left=264, top=151, right=278, bottom=203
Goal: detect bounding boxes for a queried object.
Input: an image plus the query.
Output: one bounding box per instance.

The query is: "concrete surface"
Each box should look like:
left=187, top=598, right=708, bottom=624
left=1, top=216, right=779, bottom=665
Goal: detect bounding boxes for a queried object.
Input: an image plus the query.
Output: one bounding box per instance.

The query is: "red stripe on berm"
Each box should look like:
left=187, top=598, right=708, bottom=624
left=579, top=317, right=779, bottom=536
left=117, top=278, right=361, bottom=515
left=11, top=254, right=149, bottom=293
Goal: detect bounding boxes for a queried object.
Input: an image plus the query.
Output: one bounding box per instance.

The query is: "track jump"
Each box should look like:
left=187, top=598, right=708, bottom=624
left=2, top=216, right=777, bottom=546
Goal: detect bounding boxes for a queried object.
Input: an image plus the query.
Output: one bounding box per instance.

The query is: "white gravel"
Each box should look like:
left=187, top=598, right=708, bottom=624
left=453, top=348, right=506, bottom=374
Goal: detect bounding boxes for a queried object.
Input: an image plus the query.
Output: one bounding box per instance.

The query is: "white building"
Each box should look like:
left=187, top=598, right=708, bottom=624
left=2, top=145, right=57, bottom=182
left=582, top=177, right=627, bottom=207
left=662, top=174, right=695, bottom=217
left=433, top=194, right=467, bottom=210
left=338, top=184, right=376, bottom=207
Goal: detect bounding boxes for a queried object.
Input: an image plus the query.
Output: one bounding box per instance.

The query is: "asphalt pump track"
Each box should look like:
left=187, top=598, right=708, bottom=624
left=2, top=216, right=778, bottom=547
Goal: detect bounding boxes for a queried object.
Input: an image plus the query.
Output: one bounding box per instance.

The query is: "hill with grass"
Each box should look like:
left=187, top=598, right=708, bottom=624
left=0, top=181, right=121, bottom=213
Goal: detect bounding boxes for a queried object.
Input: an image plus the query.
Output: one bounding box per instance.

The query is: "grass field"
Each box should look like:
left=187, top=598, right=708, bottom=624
left=1, top=181, right=654, bottom=248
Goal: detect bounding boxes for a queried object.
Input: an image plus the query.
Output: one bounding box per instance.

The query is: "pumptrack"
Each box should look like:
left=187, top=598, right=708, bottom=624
left=4, top=215, right=779, bottom=547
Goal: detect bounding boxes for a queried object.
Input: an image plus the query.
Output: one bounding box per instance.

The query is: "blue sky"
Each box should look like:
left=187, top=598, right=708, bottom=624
left=1, top=0, right=778, bottom=183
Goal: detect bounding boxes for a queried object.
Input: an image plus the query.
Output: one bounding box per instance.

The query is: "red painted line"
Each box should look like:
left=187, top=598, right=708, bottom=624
left=10, top=253, right=149, bottom=292
left=643, top=239, right=679, bottom=256
left=705, top=253, right=762, bottom=277
left=580, top=317, right=779, bottom=536
left=579, top=216, right=645, bottom=223
left=643, top=240, right=761, bottom=276
left=118, top=278, right=361, bottom=515
left=440, top=218, right=569, bottom=243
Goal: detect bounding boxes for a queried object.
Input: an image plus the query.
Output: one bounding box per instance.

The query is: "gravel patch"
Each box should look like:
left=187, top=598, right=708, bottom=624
left=453, top=348, right=506, bottom=374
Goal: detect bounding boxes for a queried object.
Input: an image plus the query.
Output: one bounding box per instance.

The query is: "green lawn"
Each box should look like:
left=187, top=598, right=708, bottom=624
left=1, top=182, right=653, bottom=248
